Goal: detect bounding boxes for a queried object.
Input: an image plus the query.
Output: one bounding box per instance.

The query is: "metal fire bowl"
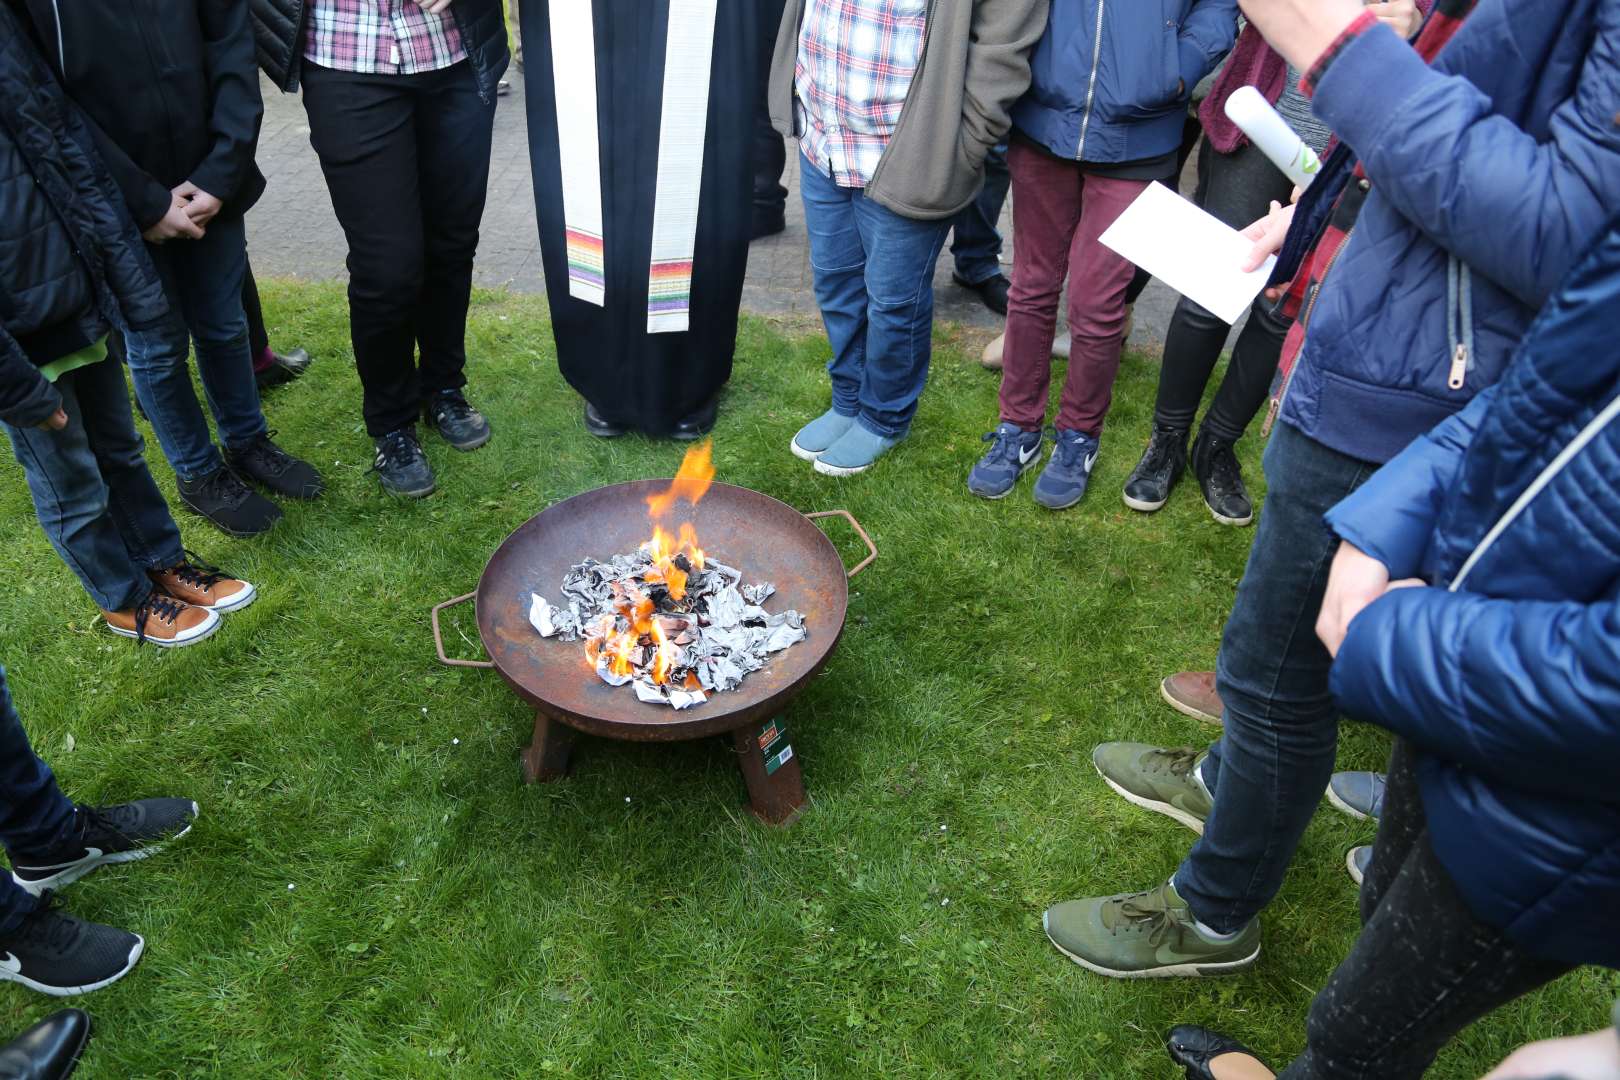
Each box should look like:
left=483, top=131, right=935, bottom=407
left=439, top=481, right=872, bottom=743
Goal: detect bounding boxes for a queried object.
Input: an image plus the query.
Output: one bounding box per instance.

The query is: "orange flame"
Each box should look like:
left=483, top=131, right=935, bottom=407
left=646, top=440, right=715, bottom=519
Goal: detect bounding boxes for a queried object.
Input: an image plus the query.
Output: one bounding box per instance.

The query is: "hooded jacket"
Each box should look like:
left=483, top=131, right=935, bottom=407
left=0, top=3, right=170, bottom=429
left=1277, top=0, right=1620, bottom=466
left=18, top=0, right=267, bottom=232
left=1325, top=220, right=1620, bottom=970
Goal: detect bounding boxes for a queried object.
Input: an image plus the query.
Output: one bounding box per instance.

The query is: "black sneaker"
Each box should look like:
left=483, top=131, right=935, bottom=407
left=12, top=800, right=199, bottom=897
left=1123, top=425, right=1189, bottom=513
left=1190, top=429, right=1254, bottom=526
left=953, top=272, right=1011, bottom=316
left=0, top=898, right=143, bottom=997
left=371, top=428, right=436, bottom=498
left=225, top=431, right=324, bottom=500
left=423, top=390, right=491, bottom=451
left=177, top=466, right=282, bottom=538
left=255, top=347, right=312, bottom=392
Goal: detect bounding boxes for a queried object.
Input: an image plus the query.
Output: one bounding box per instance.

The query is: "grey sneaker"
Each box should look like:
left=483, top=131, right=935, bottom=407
left=1326, top=772, right=1386, bottom=821
left=1044, top=880, right=1260, bottom=979
left=1093, top=743, right=1213, bottom=834
left=1346, top=846, right=1373, bottom=887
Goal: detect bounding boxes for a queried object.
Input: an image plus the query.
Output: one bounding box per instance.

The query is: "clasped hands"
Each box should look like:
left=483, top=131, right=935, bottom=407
left=142, top=181, right=221, bottom=243
left=1317, top=540, right=1426, bottom=658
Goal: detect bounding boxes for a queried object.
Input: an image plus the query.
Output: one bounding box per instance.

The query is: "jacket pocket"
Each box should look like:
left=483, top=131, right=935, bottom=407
left=1114, top=20, right=1185, bottom=120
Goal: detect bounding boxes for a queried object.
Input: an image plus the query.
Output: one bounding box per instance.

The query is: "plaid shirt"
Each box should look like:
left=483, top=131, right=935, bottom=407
left=303, top=0, right=466, bottom=76
left=795, top=0, right=928, bottom=188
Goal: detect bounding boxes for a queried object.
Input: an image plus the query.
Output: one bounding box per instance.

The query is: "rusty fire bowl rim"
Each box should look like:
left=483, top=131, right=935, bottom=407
left=474, top=479, right=852, bottom=743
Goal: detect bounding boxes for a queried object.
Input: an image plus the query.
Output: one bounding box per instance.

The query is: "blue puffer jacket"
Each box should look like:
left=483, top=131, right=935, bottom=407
left=1281, top=0, right=1620, bottom=466
left=1323, top=221, right=1620, bottom=971
left=1011, top=0, right=1237, bottom=164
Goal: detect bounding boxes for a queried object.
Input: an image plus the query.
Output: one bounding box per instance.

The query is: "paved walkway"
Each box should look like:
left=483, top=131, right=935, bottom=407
left=248, top=68, right=1187, bottom=351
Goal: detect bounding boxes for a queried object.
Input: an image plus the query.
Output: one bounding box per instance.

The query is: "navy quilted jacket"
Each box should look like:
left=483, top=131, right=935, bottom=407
left=1324, top=222, right=1620, bottom=970
left=1280, top=0, right=1620, bottom=466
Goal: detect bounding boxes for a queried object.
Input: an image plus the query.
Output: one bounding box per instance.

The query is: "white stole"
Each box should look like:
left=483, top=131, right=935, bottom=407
left=548, top=0, right=718, bottom=335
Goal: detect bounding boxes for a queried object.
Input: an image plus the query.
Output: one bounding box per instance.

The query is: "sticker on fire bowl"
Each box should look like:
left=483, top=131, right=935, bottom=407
left=765, top=743, right=795, bottom=777
left=758, top=720, right=784, bottom=752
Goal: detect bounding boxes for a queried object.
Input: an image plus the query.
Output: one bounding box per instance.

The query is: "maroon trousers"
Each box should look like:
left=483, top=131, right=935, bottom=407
left=999, top=139, right=1147, bottom=436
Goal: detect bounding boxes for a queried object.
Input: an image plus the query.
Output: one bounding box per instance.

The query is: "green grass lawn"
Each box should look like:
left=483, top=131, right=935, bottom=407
left=0, top=283, right=1612, bottom=1077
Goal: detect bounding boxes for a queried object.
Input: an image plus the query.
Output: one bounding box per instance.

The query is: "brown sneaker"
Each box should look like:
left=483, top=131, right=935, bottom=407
left=1161, top=671, right=1224, bottom=725
left=102, top=594, right=220, bottom=647
left=150, top=554, right=256, bottom=613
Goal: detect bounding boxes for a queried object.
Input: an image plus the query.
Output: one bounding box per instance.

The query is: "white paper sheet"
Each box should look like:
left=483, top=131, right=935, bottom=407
left=1099, top=182, right=1277, bottom=325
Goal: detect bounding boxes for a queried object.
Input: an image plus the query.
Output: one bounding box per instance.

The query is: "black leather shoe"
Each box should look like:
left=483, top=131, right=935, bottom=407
left=953, top=272, right=1011, bottom=316
left=177, top=466, right=282, bottom=538
left=583, top=402, right=627, bottom=439
left=672, top=397, right=719, bottom=442
left=225, top=432, right=325, bottom=500
left=254, top=348, right=312, bottom=392
left=0, top=1009, right=90, bottom=1079
left=423, top=390, right=491, bottom=451
left=371, top=428, right=436, bottom=498
left=751, top=208, right=786, bottom=241
left=1190, top=428, right=1255, bottom=527
left=1123, top=424, right=1188, bottom=513
left=1166, top=1025, right=1268, bottom=1080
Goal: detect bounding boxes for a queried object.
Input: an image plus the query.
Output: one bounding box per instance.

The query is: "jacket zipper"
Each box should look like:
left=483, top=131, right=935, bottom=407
left=867, top=0, right=936, bottom=193
left=1075, top=0, right=1106, bottom=161
left=1261, top=225, right=1355, bottom=436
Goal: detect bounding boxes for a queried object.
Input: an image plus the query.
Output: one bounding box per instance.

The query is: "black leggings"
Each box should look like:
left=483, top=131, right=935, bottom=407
left=1152, top=138, right=1294, bottom=442
left=1277, top=741, right=1576, bottom=1079
left=242, top=258, right=269, bottom=358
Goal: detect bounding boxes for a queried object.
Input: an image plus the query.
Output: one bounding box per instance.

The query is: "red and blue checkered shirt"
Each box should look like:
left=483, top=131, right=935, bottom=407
left=794, top=0, right=928, bottom=188
left=303, top=0, right=466, bottom=76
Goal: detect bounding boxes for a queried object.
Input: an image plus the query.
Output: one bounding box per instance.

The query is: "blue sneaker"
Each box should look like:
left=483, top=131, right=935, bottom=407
left=791, top=409, right=858, bottom=462
left=968, top=422, right=1044, bottom=499
left=1033, top=428, right=1100, bottom=509
left=814, top=422, right=902, bottom=476
left=1326, top=772, right=1386, bottom=821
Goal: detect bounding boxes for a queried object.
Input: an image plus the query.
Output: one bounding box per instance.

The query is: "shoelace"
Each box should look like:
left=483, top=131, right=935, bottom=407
left=1138, top=430, right=1182, bottom=475
left=1203, top=440, right=1244, bottom=498
left=371, top=430, right=422, bottom=473
left=1051, top=431, right=1090, bottom=470
left=431, top=394, right=475, bottom=423
left=162, top=550, right=228, bottom=593
left=980, top=426, right=1026, bottom=464
left=73, top=804, right=137, bottom=850
left=133, top=593, right=188, bottom=646
left=16, top=894, right=79, bottom=953
left=196, top=465, right=250, bottom=509
left=1146, top=746, right=1202, bottom=779
left=240, top=431, right=293, bottom=476
left=1109, top=886, right=1182, bottom=947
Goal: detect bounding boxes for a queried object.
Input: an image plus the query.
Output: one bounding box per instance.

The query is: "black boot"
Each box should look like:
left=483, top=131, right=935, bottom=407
left=0, top=1009, right=90, bottom=1079
left=1190, top=428, right=1254, bottom=527
left=177, top=466, right=282, bottom=538
left=225, top=432, right=325, bottom=500
left=1123, top=424, right=1188, bottom=513
left=1166, top=1025, right=1269, bottom=1080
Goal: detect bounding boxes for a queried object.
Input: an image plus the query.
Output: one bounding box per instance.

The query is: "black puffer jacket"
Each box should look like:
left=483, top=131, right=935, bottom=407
left=19, top=0, right=266, bottom=230
left=251, top=0, right=510, bottom=103
left=0, top=4, right=170, bottom=429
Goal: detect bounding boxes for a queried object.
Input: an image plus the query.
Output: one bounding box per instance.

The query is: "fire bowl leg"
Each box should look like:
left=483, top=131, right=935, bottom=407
left=731, top=719, right=806, bottom=827
left=522, top=711, right=578, bottom=784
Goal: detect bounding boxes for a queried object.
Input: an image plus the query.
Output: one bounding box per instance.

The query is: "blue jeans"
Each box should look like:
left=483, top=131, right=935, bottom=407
left=1176, top=422, right=1379, bottom=933
left=125, top=214, right=267, bottom=481
left=949, top=141, right=1009, bottom=285
left=799, top=153, right=950, bottom=438
left=2, top=356, right=185, bottom=612
left=0, top=668, right=77, bottom=934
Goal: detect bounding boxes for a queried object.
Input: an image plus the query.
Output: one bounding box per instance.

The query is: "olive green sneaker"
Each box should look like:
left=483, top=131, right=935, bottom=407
left=1043, top=881, right=1260, bottom=979
left=1092, top=742, right=1213, bottom=834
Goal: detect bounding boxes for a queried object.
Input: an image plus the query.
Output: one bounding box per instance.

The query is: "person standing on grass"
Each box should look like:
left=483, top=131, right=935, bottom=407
left=0, top=7, right=256, bottom=648
left=1163, top=218, right=1620, bottom=1080
left=1044, top=0, right=1620, bottom=982
left=252, top=0, right=509, bottom=499
left=0, top=666, right=197, bottom=997
left=1121, top=1, right=1425, bottom=528
left=772, top=0, right=1049, bottom=478
left=19, top=0, right=326, bottom=541
left=965, top=0, right=1240, bottom=510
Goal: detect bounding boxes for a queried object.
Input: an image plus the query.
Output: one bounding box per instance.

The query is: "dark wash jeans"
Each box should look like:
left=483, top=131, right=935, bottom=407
left=0, top=668, right=77, bottom=935
left=1278, top=740, right=1575, bottom=1078
left=125, top=213, right=267, bottom=482
left=2, top=357, right=185, bottom=612
left=1176, top=421, right=1378, bottom=931
left=302, top=61, right=496, bottom=438
left=799, top=152, right=951, bottom=439
left=949, top=141, right=1010, bottom=286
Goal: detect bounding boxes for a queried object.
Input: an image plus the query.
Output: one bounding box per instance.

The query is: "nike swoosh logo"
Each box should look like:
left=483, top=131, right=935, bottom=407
left=1019, top=443, right=1040, bottom=466
left=1084, top=451, right=1098, bottom=472
left=22, top=847, right=100, bottom=872
left=0, top=952, right=21, bottom=974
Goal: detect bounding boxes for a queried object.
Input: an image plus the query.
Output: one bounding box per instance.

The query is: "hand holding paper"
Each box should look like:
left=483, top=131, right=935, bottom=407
left=1099, top=183, right=1278, bottom=325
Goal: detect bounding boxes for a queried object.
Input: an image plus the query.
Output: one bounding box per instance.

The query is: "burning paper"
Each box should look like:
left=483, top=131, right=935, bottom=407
left=527, top=441, right=807, bottom=709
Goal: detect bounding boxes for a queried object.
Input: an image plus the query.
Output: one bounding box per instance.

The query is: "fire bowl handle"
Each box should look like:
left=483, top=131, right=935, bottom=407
left=430, top=592, right=496, bottom=669
left=805, top=510, right=877, bottom=578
